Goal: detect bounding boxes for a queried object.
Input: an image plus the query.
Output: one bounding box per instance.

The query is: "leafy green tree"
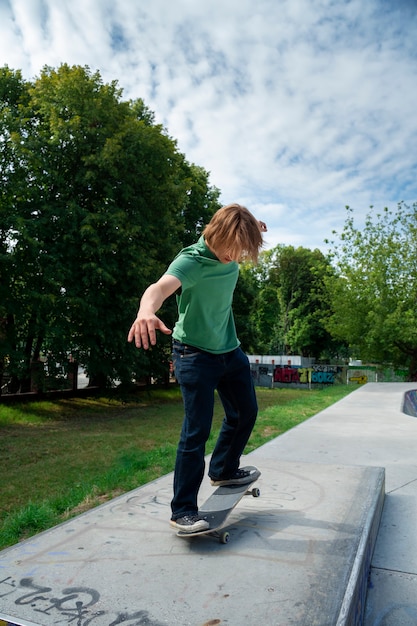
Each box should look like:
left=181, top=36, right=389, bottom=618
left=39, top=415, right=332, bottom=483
left=178, top=163, right=221, bottom=248
left=0, top=67, right=33, bottom=391
left=325, top=203, right=417, bottom=379
left=233, top=263, right=261, bottom=353
left=0, top=64, right=218, bottom=391
left=251, top=245, right=336, bottom=358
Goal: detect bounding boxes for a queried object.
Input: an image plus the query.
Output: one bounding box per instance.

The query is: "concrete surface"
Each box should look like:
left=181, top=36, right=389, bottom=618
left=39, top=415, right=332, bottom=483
left=1, top=382, right=416, bottom=625
left=248, top=382, right=417, bottom=625
left=0, top=461, right=383, bottom=626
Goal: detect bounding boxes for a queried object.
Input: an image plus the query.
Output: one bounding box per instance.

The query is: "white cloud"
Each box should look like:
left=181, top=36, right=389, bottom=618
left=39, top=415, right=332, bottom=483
left=1, top=0, right=417, bottom=252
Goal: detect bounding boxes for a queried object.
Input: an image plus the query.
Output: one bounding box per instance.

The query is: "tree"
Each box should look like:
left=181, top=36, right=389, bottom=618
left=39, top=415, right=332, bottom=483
left=178, top=162, right=221, bottom=248
left=250, top=245, right=336, bottom=359
left=233, top=263, right=261, bottom=354
left=0, top=66, right=34, bottom=391
left=0, top=64, right=218, bottom=392
left=325, top=203, right=417, bottom=379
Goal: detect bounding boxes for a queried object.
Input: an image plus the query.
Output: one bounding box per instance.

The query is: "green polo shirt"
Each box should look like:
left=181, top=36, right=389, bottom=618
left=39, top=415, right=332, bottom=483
left=164, top=236, right=240, bottom=354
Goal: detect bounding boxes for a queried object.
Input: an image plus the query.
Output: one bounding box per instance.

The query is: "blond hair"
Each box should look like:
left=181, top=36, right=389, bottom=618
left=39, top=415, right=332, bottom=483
left=203, top=203, right=264, bottom=264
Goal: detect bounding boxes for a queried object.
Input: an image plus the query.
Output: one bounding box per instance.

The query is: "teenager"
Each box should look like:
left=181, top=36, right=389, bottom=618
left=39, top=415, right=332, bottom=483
left=128, top=203, right=266, bottom=533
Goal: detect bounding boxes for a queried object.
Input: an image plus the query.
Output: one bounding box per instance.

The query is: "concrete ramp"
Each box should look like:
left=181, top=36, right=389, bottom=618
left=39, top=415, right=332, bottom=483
left=402, top=388, right=417, bottom=417
left=0, top=457, right=384, bottom=626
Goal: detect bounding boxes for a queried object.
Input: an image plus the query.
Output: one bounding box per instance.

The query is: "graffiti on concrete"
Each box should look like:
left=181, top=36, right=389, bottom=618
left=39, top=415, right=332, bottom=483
left=0, top=576, right=165, bottom=626
left=348, top=375, right=368, bottom=385
left=273, top=364, right=340, bottom=385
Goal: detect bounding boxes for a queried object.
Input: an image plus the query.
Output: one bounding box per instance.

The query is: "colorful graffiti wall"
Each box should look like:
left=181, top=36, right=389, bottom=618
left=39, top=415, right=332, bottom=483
left=251, top=363, right=343, bottom=387
left=251, top=362, right=408, bottom=387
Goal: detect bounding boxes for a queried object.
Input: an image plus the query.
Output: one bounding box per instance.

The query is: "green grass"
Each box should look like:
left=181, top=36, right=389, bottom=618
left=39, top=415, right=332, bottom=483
left=0, top=384, right=354, bottom=549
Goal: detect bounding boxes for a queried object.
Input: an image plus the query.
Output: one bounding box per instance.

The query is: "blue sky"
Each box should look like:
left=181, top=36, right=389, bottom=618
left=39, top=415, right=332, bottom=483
left=1, top=0, right=416, bottom=251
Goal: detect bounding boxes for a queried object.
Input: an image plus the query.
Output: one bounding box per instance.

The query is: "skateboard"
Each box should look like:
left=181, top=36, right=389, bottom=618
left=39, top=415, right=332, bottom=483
left=177, top=466, right=261, bottom=543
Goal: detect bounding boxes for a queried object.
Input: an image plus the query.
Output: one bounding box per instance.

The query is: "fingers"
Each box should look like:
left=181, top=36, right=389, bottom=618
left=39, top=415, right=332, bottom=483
left=127, top=317, right=171, bottom=350
left=126, top=319, right=152, bottom=350
left=136, top=319, right=155, bottom=350
left=142, top=320, right=156, bottom=350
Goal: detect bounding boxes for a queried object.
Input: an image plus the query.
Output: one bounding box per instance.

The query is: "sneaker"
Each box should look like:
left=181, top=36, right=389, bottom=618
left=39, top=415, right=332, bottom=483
left=210, top=467, right=257, bottom=487
left=170, top=514, right=210, bottom=533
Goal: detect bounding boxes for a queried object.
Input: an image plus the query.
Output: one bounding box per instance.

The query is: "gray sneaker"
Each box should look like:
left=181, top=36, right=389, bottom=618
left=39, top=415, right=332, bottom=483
left=170, top=514, right=209, bottom=533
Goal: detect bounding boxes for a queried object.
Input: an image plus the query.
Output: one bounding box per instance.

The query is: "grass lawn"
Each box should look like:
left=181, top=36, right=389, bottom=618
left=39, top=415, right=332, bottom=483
left=0, top=384, right=355, bottom=549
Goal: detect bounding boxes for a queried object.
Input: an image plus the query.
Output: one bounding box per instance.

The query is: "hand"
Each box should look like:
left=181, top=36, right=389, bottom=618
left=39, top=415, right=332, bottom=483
left=127, top=313, right=172, bottom=350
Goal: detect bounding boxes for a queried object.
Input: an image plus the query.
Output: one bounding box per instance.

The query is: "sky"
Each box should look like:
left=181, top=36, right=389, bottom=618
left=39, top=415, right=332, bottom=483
left=1, top=0, right=417, bottom=252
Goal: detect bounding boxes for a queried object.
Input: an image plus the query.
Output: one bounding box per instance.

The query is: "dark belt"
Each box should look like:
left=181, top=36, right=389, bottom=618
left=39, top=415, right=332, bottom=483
left=173, top=339, right=205, bottom=353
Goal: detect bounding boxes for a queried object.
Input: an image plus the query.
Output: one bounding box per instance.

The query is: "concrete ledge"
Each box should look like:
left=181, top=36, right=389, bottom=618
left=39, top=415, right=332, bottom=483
left=336, top=466, right=385, bottom=625
left=0, top=457, right=384, bottom=626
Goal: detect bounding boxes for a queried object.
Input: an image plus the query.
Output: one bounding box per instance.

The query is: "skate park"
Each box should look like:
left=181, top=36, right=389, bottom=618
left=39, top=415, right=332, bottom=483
left=1, top=382, right=416, bottom=626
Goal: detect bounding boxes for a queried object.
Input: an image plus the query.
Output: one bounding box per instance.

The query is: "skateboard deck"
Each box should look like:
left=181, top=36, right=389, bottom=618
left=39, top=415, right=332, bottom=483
left=177, top=466, right=261, bottom=543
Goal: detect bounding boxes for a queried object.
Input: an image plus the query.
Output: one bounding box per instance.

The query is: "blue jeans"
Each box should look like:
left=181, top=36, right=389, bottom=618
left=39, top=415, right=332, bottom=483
left=171, top=341, right=258, bottom=519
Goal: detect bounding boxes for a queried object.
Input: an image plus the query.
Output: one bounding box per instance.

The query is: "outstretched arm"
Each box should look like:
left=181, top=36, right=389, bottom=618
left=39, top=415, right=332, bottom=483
left=127, top=274, right=181, bottom=350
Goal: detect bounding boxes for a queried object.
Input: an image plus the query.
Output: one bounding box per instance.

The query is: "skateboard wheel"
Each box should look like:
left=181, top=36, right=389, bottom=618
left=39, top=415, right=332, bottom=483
left=252, top=487, right=261, bottom=497
left=220, top=531, right=230, bottom=544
